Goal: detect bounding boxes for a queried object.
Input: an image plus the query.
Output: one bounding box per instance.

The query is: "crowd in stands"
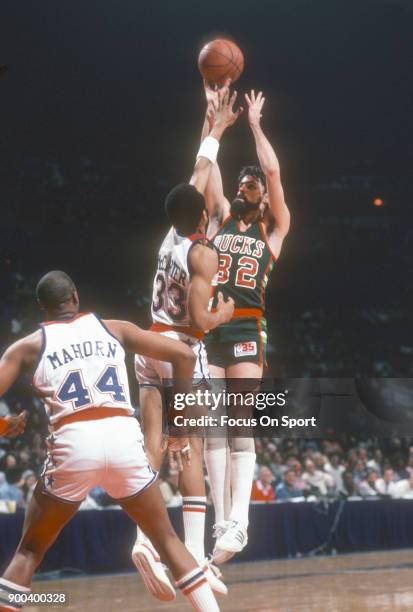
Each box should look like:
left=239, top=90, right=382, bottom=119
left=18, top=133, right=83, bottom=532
left=251, top=437, right=413, bottom=503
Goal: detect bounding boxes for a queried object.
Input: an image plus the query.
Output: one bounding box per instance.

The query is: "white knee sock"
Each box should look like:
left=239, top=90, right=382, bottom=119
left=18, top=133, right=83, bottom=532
left=204, top=443, right=228, bottom=524
left=176, top=567, right=219, bottom=611
left=224, top=444, right=232, bottom=520
left=228, top=451, right=256, bottom=526
left=182, top=497, right=207, bottom=564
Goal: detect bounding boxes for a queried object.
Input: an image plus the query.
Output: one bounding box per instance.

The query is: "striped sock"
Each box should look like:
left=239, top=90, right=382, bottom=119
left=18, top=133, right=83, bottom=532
left=0, top=578, right=30, bottom=611
left=182, top=497, right=207, bottom=564
left=176, top=567, right=219, bottom=611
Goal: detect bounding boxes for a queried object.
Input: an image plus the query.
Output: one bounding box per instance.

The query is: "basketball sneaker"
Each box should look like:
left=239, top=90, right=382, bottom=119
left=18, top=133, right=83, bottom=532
left=202, top=559, right=228, bottom=595
left=213, top=520, right=248, bottom=564
left=131, top=541, right=176, bottom=601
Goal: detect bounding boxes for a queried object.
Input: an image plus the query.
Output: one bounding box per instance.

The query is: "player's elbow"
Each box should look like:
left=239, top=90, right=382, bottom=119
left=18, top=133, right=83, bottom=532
left=279, top=207, right=291, bottom=236
left=265, top=167, right=280, bottom=180
left=191, top=311, right=208, bottom=331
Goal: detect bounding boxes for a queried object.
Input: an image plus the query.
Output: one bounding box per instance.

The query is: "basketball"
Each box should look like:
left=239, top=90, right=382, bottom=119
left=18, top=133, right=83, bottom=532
left=198, top=39, right=244, bottom=85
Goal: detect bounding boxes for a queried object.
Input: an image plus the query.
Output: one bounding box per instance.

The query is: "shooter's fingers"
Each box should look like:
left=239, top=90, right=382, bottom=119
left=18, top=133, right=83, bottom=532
left=222, top=86, right=230, bottom=106
left=229, top=90, right=238, bottom=108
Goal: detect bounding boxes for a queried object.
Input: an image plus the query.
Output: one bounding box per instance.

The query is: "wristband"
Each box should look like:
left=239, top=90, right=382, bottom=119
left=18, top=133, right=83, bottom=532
left=197, top=136, right=220, bottom=164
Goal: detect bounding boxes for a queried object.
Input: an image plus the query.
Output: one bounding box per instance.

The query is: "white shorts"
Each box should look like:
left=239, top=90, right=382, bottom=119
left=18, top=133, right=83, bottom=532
left=41, top=416, right=156, bottom=503
left=135, top=330, right=210, bottom=388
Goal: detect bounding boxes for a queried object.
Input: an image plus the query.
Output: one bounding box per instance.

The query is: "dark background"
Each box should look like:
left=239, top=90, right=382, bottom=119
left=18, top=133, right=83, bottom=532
left=1, top=0, right=412, bottom=376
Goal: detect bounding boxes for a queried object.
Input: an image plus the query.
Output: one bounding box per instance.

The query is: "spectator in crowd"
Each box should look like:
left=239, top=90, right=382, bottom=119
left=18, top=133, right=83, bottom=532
left=375, top=467, right=398, bottom=497
left=367, top=448, right=383, bottom=475
left=313, top=452, right=328, bottom=472
left=358, top=469, right=379, bottom=498
left=276, top=468, right=304, bottom=500
left=352, top=459, right=368, bottom=488
left=392, top=471, right=413, bottom=499
left=302, top=459, right=334, bottom=497
left=289, top=458, right=307, bottom=492
left=251, top=467, right=275, bottom=503
left=393, top=454, right=410, bottom=481
left=324, top=453, right=345, bottom=493
left=0, top=468, right=25, bottom=509
left=341, top=470, right=360, bottom=498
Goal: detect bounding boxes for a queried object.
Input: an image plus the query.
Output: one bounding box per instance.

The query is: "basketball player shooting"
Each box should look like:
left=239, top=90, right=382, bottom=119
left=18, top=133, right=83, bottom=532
left=132, top=85, right=241, bottom=599
left=0, top=271, right=221, bottom=612
left=201, top=80, right=291, bottom=563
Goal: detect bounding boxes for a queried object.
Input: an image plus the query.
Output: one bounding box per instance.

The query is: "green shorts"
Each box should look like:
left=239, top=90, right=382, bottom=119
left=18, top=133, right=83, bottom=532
left=205, top=317, right=268, bottom=369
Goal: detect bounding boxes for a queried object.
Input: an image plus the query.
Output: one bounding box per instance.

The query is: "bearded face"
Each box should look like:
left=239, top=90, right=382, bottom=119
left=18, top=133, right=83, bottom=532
left=231, top=175, right=266, bottom=219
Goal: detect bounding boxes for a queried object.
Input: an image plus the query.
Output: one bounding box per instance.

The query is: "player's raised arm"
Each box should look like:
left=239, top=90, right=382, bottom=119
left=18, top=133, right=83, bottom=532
left=202, top=81, right=232, bottom=235
left=190, top=85, right=242, bottom=197
left=187, top=244, right=234, bottom=331
left=103, top=320, right=196, bottom=380
left=245, top=90, right=290, bottom=250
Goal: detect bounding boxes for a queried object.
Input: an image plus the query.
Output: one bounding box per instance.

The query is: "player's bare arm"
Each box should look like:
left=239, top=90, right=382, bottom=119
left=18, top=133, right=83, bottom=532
left=187, top=244, right=234, bottom=330
left=202, top=80, right=232, bottom=235
left=0, top=331, right=42, bottom=397
left=106, top=320, right=196, bottom=471
left=190, top=85, right=242, bottom=196
left=245, top=90, right=290, bottom=257
left=103, top=320, right=196, bottom=380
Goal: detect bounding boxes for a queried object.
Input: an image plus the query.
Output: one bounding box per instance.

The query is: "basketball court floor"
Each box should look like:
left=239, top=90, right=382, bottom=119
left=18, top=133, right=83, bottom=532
left=25, top=549, right=413, bottom=611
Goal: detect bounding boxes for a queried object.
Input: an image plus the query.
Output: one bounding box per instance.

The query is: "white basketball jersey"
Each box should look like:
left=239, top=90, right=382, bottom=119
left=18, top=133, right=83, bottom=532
left=151, top=227, right=202, bottom=328
left=33, top=313, right=134, bottom=425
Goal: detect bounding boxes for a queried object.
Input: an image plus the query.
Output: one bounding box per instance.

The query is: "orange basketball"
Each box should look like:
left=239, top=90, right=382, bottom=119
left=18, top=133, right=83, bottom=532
left=198, top=39, right=244, bottom=86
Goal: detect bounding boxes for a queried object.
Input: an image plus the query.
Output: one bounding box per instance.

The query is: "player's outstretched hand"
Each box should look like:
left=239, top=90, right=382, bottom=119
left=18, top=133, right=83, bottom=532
left=167, top=437, right=191, bottom=472
left=212, top=83, right=243, bottom=131
left=2, top=411, right=27, bottom=438
left=203, top=77, right=231, bottom=108
left=204, top=79, right=219, bottom=128
left=245, top=90, right=265, bottom=128
left=216, top=292, right=235, bottom=324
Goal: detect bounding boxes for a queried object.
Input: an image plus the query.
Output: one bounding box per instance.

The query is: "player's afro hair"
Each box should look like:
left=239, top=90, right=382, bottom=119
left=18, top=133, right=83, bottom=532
left=36, top=270, right=76, bottom=309
left=164, top=183, right=206, bottom=236
left=238, top=165, right=266, bottom=190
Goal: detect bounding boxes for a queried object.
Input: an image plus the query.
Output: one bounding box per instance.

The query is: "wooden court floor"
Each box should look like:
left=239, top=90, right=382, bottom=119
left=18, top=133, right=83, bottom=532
left=27, top=549, right=413, bottom=611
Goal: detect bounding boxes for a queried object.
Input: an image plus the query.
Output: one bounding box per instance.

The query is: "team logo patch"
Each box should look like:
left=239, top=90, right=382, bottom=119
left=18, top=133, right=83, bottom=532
left=234, top=341, right=257, bottom=357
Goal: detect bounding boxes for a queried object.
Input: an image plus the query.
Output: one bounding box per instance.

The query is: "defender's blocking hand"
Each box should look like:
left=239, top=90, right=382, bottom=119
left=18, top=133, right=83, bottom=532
left=245, top=90, right=265, bottom=128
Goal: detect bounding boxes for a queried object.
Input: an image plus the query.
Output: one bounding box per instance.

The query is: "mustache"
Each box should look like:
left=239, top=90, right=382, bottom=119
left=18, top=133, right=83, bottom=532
left=230, top=196, right=260, bottom=217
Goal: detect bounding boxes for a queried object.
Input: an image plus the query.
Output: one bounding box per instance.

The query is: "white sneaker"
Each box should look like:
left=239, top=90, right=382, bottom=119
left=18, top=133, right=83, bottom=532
left=212, top=520, right=232, bottom=540
left=213, top=521, right=248, bottom=565
left=202, top=559, right=228, bottom=596
left=131, top=541, right=176, bottom=601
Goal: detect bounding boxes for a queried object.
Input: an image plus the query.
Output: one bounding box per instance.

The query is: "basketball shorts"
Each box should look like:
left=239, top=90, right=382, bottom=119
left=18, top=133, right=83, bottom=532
left=205, top=317, right=268, bottom=369
left=135, top=330, right=210, bottom=388
left=41, top=416, right=157, bottom=503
